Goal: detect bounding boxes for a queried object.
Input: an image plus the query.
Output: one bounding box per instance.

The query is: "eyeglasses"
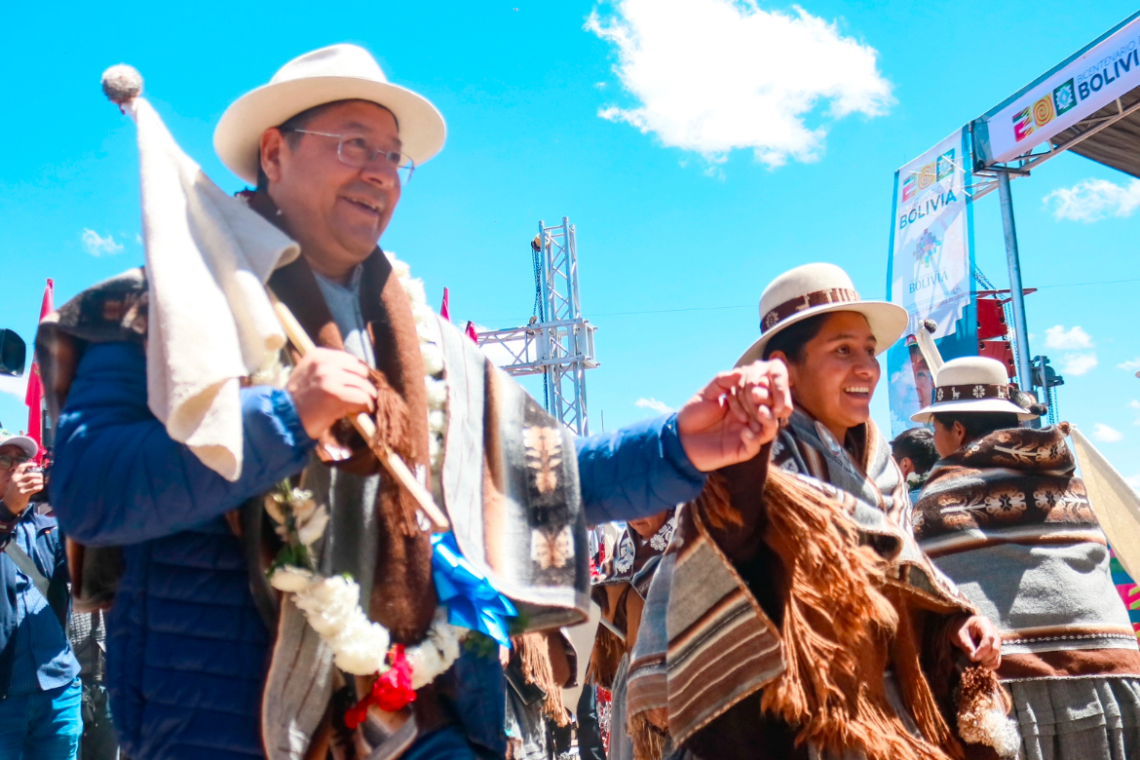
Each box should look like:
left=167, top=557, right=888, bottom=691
left=0, top=454, right=30, bottom=471
left=284, top=129, right=415, bottom=184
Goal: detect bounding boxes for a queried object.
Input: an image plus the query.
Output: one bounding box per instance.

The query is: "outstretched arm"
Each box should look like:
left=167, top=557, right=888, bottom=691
left=577, top=361, right=791, bottom=524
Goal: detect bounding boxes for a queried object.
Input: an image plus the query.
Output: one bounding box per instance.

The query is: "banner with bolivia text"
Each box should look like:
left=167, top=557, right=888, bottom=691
left=885, top=128, right=977, bottom=437
left=976, top=12, right=1140, bottom=166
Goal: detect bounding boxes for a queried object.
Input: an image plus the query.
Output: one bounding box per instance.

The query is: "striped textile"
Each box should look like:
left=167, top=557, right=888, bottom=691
left=914, top=423, right=1140, bottom=679
left=771, top=409, right=912, bottom=533
left=626, top=414, right=975, bottom=757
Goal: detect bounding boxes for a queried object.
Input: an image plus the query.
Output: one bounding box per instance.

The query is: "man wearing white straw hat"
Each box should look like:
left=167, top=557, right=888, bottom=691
left=913, top=357, right=1140, bottom=760
left=42, top=44, right=793, bottom=760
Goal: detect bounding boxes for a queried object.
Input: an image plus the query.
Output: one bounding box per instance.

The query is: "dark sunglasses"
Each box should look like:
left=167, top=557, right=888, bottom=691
left=0, top=454, right=31, bottom=471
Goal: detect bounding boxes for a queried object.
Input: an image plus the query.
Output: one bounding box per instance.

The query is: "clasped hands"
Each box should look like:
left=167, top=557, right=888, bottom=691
left=675, top=359, right=793, bottom=473
left=673, top=360, right=1002, bottom=671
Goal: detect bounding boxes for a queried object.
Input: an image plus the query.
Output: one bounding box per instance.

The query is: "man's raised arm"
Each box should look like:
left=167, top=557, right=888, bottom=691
left=576, top=360, right=790, bottom=525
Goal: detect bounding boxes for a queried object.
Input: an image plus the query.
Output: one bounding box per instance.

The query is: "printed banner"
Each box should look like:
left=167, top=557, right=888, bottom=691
left=979, top=14, right=1140, bottom=166
left=886, top=128, right=977, bottom=437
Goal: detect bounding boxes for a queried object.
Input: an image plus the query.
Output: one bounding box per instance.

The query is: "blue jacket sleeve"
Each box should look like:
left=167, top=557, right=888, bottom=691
left=50, top=342, right=314, bottom=546
left=575, top=414, right=707, bottom=525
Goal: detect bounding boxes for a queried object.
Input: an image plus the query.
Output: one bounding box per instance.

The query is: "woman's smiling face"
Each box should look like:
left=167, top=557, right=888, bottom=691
left=776, top=311, right=881, bottom=442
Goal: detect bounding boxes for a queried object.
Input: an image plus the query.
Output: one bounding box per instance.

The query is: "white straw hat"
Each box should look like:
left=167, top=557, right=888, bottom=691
left=910, top=356, right=1037, bottom=422
left=214, top=44, right=446, bottom=184
left=736, top=263, right=908, bottom=367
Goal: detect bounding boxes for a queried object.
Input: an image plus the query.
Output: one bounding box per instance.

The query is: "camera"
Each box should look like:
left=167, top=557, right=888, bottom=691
left=28, top=459, right=50, bottom=506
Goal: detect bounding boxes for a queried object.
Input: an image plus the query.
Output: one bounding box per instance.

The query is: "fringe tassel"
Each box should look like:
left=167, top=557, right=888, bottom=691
left=698, top=472, right=743, bottom=531
left=369, top=368, right=422, bottom=538
left=515, top=633, right=570, bottom=727
left=628, top=711, right=668, bottom=760
left=587, top=625, right=624, bottom=689
left=886, top=585, right=964, bottom=759
left=957, top=666, right=1020, bottom=759
left=743, top=468, right=954, bottom=760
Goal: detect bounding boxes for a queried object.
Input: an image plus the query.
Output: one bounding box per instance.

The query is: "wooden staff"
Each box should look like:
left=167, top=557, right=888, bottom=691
left=271, top=298, right=451, bottom=533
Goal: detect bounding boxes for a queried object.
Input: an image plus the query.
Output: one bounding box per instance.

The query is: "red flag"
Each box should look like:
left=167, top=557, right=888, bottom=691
left=439, top=287, right=450, bottom=321
left=25, top=279, right=53, bottom=462
left=464, top=321, right=479, bottom=344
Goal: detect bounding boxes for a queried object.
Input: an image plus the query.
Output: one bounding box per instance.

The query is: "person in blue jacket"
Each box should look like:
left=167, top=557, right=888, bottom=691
left=43, top=44, right=792, bottom=760
left=0, top=430, right=82, bottom=760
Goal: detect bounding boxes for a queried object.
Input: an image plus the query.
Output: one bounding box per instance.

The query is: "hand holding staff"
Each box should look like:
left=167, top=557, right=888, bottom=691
left=273, top=298, right=451, bottom=533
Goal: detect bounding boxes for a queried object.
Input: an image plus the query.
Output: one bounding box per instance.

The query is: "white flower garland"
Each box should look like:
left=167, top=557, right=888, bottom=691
left=266, top=252, right=466, bottom=690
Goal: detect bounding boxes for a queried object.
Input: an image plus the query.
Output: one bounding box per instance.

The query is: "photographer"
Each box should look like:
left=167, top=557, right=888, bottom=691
left=0, top=429, right=81, bottom=759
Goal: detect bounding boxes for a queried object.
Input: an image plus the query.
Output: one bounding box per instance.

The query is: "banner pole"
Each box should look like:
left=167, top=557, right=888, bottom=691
left=996, top=170, right=1036, bottom=418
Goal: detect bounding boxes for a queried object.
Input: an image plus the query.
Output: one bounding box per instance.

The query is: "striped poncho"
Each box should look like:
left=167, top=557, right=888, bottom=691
left=623, top=411, right=996, bottom=760
left=914, top=422, right=1140, bottom=680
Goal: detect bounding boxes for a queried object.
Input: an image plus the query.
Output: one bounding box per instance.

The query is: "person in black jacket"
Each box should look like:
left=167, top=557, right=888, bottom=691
left=0, top=429, right=81, bottom=760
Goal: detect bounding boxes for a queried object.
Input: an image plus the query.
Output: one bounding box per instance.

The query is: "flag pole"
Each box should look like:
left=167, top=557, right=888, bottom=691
left=271, top=297, right=451, bottom=533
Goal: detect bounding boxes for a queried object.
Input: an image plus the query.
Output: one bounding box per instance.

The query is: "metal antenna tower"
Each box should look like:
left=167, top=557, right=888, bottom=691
left=476, top=218, right=599, bottom=434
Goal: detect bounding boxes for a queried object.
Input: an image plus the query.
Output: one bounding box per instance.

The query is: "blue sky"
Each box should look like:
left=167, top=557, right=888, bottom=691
left=4, top=0, right=1140, bottom=481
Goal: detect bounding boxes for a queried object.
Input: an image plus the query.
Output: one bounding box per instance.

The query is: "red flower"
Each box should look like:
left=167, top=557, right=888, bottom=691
left=343, top=646, right=417, bottom=729
left=373, top=646, right=417, bottom=712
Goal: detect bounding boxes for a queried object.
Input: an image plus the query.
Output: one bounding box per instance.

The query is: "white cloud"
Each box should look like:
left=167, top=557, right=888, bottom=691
left=1129, top=400, right=1140, bottom=425
left=1093, top=423, right=1124, bottom=443
left=1045, top=178, right=1140, bottom=222
left=585, top=0, right=892, bottom=167
left=635, top=397, right=674, bottom=414
left=1043, top=326, right=1097, bottom=376
left=81, top=229, right=124, bottom=257
left=1127, top=474, right=1140, bottom=492
left=1061, top=352, right=1098, bottom=376
left=1120, top=358, right=1140, bottom=371
left=0, top=372, right=27, bottom=403
left=1044, top=325, right=1093, bottom=350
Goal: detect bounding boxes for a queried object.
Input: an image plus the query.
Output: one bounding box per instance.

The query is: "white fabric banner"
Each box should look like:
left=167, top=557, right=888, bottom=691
left=889, top=129, right=971, bottom=340
left=983, top=15, right=1140, bottom=165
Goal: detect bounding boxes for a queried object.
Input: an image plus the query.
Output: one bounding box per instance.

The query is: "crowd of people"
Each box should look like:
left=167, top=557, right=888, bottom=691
left=1, top=42, right=1137, bottom=760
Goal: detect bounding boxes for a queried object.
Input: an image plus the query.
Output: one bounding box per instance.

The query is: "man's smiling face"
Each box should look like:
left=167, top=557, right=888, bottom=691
left=262, top=100, right=402, bottom=280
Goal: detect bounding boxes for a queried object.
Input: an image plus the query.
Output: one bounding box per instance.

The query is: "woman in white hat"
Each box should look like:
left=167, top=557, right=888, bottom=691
left=625, top=264, right=1012, bottom=760
left=739, top=262, right=917, bottom=529
left=913, top=357, right=1140, bottom=760
left=911, top=355, right=1040, bottom=458
left=748, top=263, right=999, bottom=683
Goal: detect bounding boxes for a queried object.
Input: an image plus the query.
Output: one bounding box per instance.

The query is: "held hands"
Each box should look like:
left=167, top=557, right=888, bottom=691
left=949, top=614, right=1002, bottom=670
left=676, top=360, right=793, bottom=473
left=2, top=463, right=44, bottom=516
left=287, top=348, right=378, bottom=440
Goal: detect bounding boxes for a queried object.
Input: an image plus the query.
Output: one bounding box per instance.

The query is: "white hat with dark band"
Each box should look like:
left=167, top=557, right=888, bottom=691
left=736, top=262, right=909, bottom=367
left=910, top=356, right=1038, bottom=422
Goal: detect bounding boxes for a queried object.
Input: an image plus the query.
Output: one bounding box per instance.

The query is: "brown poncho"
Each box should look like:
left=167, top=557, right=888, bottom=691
left=624, top=413, right=1002, bottom=760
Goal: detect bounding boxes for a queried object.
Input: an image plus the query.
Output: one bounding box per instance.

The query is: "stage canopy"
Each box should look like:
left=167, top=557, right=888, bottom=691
left=972, top=10, right=1140, bottom=179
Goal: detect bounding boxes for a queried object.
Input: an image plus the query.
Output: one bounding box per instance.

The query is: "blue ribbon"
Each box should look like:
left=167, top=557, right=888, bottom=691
left=431, top=532, right=517, bottom=648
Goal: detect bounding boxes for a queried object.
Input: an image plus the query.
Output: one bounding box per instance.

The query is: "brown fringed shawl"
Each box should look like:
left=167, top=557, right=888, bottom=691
left=257, top=250, right=441, bottom=760
left=626, top=433, right=983, bottom=760
left=267, top=250, right=437, bottom=641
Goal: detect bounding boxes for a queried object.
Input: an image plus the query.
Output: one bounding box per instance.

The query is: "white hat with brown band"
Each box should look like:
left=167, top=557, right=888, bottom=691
left=910, top=356, right=1038, bottom=422
left=736, top=262, right=909, bottom=367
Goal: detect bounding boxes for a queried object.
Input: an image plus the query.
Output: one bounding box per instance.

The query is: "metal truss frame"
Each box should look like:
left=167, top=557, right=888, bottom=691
left=476, top=218, right=598, bottom=434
